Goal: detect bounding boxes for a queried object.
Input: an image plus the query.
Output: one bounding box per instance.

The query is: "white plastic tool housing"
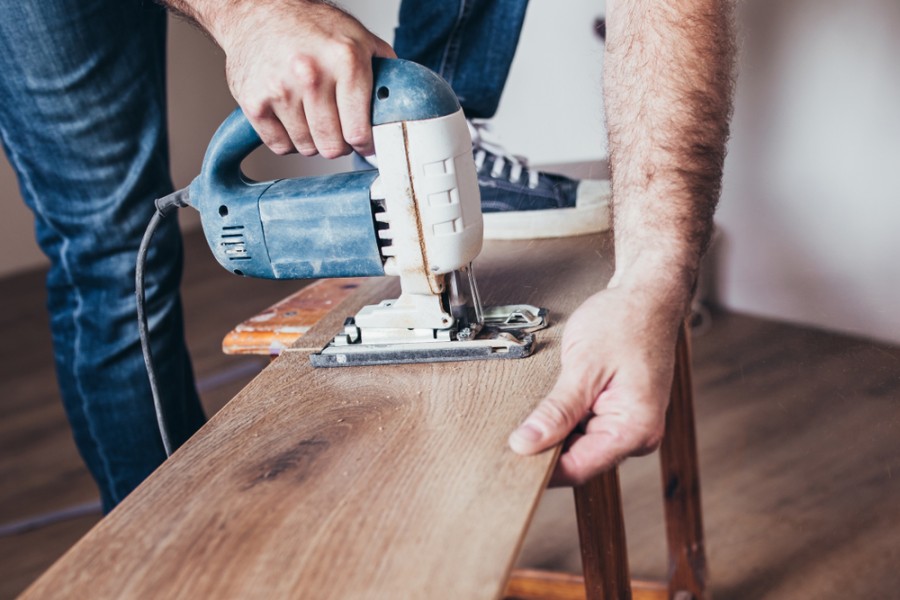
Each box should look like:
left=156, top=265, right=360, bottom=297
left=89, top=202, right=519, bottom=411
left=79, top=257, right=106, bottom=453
left=356, top=107, right=483, bottom=331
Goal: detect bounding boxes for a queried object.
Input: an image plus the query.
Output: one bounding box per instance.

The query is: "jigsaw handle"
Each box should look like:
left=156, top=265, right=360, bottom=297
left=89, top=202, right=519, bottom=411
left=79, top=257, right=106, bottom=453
left=197, top=57, right=460, bottom=199
left=190, top=105, right=384, bottom=279
left=197, top=107, right=264, bottom=199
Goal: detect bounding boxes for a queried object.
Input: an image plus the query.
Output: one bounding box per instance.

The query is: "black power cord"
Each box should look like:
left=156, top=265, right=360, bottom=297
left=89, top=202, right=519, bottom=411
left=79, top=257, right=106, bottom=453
left=135, top=187, right=191, bottom=457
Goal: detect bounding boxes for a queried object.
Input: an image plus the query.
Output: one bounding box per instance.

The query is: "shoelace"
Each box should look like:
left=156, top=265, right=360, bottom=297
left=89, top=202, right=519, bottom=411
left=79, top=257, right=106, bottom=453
left=468, top=120, right=540, bottom=189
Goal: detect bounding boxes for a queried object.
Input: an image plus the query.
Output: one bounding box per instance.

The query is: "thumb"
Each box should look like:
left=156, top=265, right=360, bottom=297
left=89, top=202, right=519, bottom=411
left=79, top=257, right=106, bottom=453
left=508, top=373, right=590, bottom=456
left=372, top=36, right=397, bottom=59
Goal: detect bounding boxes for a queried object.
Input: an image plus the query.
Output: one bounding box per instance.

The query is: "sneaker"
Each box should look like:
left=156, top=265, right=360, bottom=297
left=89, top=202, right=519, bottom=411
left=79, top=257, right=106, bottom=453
left=468, top=120, right=610, bottom=240
left=352, top=119, right=611, bottom=240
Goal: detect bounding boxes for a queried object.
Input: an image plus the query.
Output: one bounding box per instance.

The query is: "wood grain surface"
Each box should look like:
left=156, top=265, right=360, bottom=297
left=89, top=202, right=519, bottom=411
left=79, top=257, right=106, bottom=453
left=574, top=469, right=632, bottom=600
left=659, top=328, right=708, bottom=599
left=23, top=234, right=615, bottom=600
left=504, top=569, right=667, bottom=600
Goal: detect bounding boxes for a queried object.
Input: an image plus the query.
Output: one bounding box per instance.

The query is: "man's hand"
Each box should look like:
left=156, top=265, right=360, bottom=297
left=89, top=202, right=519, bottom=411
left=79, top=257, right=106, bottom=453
left=509, top=283, right=684, bottom=486
left=165, top=0, right=395, bottom=157
left=509, top=0, right=735, bottom=486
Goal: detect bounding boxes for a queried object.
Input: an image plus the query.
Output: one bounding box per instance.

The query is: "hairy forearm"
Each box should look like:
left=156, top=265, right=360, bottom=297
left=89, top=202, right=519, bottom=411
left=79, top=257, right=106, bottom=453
left=605, top=0, right=735, bottom=309
left=158, top=0, right=333, bottom=43
left=157, top=0, right=240, bottom=39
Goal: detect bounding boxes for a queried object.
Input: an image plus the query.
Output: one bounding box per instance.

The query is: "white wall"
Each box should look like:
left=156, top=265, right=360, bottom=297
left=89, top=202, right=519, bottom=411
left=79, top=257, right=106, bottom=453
left=717, top=0, right=900, bottom=344
left=345, top=0, right=609, bottom=163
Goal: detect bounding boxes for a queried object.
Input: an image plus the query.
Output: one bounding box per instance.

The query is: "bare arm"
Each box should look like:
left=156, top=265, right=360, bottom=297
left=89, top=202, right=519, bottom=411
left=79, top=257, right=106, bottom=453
left=606, top=0, right=734, bottom=300
left=160, top=0, right=395, bottom=157
left=509, top=0, right=735, bottom=485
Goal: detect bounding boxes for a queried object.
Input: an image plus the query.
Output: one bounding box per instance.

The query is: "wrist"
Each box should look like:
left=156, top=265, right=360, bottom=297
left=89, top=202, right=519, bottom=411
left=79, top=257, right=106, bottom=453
left=608, top=249, right=697, bottom=321
left=180, top=0, right=314, bottom=49
left=199, top=1, right=268, bottom=49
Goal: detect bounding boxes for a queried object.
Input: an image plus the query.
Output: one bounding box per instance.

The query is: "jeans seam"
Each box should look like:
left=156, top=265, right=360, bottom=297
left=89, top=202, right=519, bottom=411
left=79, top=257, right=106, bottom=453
left=437, top=0, right=473, bottom=87
left=0, top=120, right=120, bottom=505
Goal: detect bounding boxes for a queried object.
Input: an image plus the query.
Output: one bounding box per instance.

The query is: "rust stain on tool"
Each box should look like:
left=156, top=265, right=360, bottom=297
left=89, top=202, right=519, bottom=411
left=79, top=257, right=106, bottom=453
left=402, top=122, right=442, bottom=295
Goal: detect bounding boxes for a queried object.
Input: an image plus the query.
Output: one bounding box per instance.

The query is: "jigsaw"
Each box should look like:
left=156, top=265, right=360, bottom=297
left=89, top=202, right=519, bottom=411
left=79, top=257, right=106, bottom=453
left=189, top=58, right=547, bottom=367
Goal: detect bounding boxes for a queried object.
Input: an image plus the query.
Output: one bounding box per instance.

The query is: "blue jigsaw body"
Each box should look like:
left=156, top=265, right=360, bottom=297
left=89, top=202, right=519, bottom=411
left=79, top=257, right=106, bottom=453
left=189, top=58, right=460, bottom=281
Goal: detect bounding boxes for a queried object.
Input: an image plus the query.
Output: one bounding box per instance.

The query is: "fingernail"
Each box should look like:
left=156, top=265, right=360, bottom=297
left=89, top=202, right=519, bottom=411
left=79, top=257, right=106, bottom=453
left=509, top=422, right=543, bottom=453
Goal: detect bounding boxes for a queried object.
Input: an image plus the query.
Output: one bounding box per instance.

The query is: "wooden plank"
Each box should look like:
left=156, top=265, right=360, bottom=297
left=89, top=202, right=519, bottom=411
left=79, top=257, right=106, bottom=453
left=503, top=569, right=666, bottom=600
left=23, top=234, right=615, bottom=600
left=574, top=469, right=632, bottom=600
left=221, top=278, right=365, bottom=356
left=660, top=325, right=708, bottom=599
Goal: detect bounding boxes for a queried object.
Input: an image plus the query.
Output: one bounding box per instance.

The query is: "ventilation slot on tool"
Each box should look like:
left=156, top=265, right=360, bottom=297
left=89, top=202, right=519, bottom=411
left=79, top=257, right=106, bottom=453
left=220, top=225, right=250, bottom=261
left=371, top=199, right=395, bottom=260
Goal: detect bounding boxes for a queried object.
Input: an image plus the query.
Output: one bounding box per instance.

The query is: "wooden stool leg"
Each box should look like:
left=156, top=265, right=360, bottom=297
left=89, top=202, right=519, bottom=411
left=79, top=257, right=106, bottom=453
left=659, top=323, right=709, bottom=599
left=574, top=469, right=632, bottom=600
left=505, top=322, right=705, bottom=600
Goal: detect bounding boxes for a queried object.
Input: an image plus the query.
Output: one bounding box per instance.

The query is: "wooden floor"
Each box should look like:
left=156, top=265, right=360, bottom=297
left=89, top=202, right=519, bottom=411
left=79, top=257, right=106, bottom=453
left=2, top=228, right=899, bottom=599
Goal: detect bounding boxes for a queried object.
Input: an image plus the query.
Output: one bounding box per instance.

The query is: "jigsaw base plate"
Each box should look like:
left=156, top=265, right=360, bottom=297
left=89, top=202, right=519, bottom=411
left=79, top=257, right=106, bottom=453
left=310, top=332, right=536, bottom=368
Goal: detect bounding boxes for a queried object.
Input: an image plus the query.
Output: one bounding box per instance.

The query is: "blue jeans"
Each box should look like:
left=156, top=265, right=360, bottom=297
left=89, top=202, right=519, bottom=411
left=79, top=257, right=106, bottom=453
left=396, top=0, right=530, bottom=119
left=0, top=0, right=204, bottom=512
left=0, top=0, right=526, bottom=512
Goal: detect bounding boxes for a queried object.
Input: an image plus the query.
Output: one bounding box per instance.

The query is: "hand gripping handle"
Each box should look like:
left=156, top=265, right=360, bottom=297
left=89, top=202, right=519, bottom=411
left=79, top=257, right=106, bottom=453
left=193, top=58, right=462, bottom=200
left=189, top=58, right=465, bottom=280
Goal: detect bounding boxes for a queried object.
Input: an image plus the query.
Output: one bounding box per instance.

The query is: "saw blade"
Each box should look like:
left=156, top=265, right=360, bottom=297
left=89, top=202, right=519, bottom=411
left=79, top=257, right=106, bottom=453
left=309, top=331, right=535, bottom=367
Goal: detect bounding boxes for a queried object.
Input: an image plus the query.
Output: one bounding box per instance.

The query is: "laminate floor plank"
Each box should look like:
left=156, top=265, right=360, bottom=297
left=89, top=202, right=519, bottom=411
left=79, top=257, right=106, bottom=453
left=22, top=235, right=616, bottom=599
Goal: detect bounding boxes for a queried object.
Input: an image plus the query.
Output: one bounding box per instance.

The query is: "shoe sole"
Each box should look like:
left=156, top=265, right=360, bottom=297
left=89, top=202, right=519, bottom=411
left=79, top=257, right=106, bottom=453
left=482, top=179, right=611, bottom=240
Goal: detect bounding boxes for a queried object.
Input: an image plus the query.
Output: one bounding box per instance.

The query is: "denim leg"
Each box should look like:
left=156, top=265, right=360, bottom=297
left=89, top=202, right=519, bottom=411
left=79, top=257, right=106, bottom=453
left=394, top=0, right=529, bottom=119
left=0, top=0, right=204, bottom=511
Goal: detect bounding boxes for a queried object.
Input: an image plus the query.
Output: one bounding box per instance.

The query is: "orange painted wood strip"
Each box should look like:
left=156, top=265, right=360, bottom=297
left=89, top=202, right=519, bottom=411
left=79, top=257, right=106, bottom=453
left=504, top=569, right=667, bottom=600
left=221, top=278, right=365, bottom=356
